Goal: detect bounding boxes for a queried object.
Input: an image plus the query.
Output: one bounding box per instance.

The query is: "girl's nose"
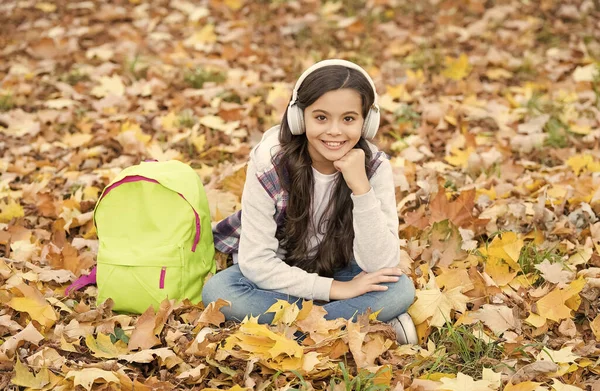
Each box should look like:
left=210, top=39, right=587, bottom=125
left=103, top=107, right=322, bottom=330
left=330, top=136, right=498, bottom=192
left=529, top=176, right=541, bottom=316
left=327, top=123, right=342, bottom=135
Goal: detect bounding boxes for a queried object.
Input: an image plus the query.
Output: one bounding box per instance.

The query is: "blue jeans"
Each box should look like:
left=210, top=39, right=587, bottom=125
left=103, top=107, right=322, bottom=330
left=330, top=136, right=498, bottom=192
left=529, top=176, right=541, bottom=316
left=202, top=262, right=416, bottom=324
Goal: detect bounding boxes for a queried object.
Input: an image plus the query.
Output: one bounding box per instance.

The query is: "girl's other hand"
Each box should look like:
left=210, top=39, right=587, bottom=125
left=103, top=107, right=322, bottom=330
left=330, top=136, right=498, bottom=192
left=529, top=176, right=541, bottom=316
left=333, top=149, right=371, bottom=195
left=329, top=267, right=404, bottom=300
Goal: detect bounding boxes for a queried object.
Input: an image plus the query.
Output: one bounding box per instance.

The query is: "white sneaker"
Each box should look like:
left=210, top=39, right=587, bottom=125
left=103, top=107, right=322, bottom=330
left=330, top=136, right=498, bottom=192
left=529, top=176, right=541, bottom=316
left=388, top=313, right=418, bottom=345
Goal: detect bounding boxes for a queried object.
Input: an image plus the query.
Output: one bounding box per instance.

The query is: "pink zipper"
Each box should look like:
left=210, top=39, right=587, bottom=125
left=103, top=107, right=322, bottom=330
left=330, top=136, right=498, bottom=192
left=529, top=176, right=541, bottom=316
left=98, top=175, right=201, bottom=252
left=159, top=267, right=166, bottom=289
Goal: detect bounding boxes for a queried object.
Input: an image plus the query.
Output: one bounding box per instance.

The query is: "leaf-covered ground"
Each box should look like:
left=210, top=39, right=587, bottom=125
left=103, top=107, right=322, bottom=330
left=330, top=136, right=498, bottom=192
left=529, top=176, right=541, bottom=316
left=1, top=0, right=600, bottom=390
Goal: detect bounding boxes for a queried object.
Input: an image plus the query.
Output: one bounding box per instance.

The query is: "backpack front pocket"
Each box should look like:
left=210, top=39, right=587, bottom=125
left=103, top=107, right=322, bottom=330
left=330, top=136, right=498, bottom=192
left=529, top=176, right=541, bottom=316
left=97, top=242, right=184, bottom=313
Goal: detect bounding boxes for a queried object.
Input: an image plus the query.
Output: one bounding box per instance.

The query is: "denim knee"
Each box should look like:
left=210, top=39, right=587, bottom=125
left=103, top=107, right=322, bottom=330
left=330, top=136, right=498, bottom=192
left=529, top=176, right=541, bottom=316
left=201, top=272, right=222, bottom=307
left=201, top=265, right=246, bottom=307
left=375, top=274, right=416, bottom=319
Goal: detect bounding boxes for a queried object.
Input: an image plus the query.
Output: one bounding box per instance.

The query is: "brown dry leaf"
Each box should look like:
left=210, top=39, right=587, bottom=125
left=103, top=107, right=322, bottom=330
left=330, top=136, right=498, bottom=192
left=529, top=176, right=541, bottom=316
left=509, top=361, right=559, bottom=383
left=296, top=302, right=346, bottom=344
left=429, top=189, right=478, bottom=228
left=535, top=260, right=575, bottom=286
left=346, top=320, right=368, bottom=368
left=197, top=298, right=230, bottom=327
left=471, top=304, right=518, bottom=336
left=118, top=347, right=178, bottom=366
left=128, top=307, right=161, bottom=351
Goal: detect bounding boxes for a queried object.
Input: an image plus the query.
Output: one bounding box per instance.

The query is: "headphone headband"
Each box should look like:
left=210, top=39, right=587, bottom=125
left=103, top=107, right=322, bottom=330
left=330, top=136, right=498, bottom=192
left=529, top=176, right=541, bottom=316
left=286, top=59, right=381, bottom=140
left=289, top=59, right=379, bottom=108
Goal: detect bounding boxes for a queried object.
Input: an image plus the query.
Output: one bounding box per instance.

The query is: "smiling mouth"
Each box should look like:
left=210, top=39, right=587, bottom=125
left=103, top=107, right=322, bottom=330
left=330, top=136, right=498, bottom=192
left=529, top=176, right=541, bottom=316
left=321, top=140, right=346, bottom=149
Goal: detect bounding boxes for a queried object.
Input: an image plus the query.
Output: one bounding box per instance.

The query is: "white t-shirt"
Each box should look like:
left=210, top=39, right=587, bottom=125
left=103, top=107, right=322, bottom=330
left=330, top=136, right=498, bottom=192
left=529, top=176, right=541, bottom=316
left=307, top=168, right=339, bottom=255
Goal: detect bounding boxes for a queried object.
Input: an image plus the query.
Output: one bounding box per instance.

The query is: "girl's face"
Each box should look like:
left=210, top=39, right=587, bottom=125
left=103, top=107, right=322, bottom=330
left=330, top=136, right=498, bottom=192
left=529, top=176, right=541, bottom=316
left=304, top=88, right=364, bottom=174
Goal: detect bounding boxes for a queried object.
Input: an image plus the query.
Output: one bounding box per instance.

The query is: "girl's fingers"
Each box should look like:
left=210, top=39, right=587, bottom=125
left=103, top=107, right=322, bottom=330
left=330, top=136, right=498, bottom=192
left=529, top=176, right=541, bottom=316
left=381, top=276, right=400, bottom=283
left=376, top=267, right=404, bottom=276
left=369, top=284, right=388, bottom=292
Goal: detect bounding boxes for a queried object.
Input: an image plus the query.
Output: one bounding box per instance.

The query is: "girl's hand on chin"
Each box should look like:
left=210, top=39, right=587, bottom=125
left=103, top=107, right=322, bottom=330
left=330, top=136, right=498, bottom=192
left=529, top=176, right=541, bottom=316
left=333, top=149, right=371, bottom=195
left=329, top=267, right=404, bottom=300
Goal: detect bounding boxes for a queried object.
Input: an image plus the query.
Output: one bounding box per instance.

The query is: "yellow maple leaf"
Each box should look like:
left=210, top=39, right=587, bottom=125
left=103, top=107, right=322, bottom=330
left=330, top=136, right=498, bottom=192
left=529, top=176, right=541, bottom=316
left=224, top=0, right=244, bottom=11
left=482, top=368, right=502, bottom=390
left=199, top=115, right=240, bottom=135
left=266, top=82, right=291, bottom=115
left=524, top=312, right=547, bottom=328
left=385, top=84, right=413, bottom=102
left=83, top=186, right=101, bottom=201
left=442, top=54, right=471, bottom=81
left=504, top=381, right=542, bottom=391
left=85, top=333, right=129, bottom=359
left=120, top=120, right=141, bottom=133
left=567, top=247, right=592, bottom=266
left=146, top=143, right=182, bottom=161
left=0, top=198, right=24, bottom=223
left=445, top=147, right=474, bottom=168
left=408, top=277, right=469, bottom=328
left=569, top=124, right=591, bottom=135
left=477, top=187, right=497, bottom=201
left=566, top=154, right=594, bottom=176
left=435, top=269, right=473, bottom=292
left=62, top=133, right=92, bottom=148
left=65, top=368, right=120, bottom=391
left=7, top=284, right=58, bottom=329
left=35, top=2, right=56, bottom=12
left=439, top=372, right=495, bottom=391
left=225, top=322, right=303, bottom=360
left=204, top=386, right=249, bottom=391
left=184, top=25, right=217, bottom=46
left=487, top=232, right=523, bottom=272
left=191, top=133, right=206, bottom=153
left=482, top=256, right=518, bottom=287
left=485, top=68, right=513, bottom=80
left=551, top=379, right=585, bottom=391
left=406, top=69, right=425, bottom=83
left=590, top=314, right=600, bottom=339
left=11, top=357, right=50, bottom=388
left=159, top=111, right=179, bottom=133
left=537, top=346, right=580, bottom=364
left=572, top=63, right=599, bottom=82
left=266, top=299, right=300, bottom=325
left=90, top=75, right=125, bottom=98
left=535, top=277, right=585, bottom=322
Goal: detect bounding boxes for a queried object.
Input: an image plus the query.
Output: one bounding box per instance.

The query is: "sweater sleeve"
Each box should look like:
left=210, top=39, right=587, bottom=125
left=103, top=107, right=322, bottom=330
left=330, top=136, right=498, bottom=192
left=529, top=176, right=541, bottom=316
left=351, top=158, right=401, bottom=272
left=237, top=160, right=334, bottom=301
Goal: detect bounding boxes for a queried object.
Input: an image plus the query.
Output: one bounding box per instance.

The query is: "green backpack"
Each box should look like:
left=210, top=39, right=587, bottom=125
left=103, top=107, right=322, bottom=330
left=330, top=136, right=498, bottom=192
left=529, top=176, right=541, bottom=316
left=93, top=160, right=215, bottom=313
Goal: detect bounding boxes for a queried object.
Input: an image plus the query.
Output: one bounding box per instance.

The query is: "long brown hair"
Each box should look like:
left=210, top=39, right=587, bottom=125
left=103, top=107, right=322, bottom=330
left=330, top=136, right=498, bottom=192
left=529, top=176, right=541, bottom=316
left=275, top=65, right=374, bottom=277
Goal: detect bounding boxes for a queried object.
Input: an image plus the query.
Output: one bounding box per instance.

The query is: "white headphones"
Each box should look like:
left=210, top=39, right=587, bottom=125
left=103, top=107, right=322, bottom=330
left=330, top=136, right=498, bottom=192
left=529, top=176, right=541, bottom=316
left=286, top=59, right=381, bottom=140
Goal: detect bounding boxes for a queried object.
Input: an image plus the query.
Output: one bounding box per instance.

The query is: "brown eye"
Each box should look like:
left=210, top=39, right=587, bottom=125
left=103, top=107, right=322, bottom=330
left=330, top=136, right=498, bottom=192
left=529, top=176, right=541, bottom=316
left=316, top=115, right=326, bottom=121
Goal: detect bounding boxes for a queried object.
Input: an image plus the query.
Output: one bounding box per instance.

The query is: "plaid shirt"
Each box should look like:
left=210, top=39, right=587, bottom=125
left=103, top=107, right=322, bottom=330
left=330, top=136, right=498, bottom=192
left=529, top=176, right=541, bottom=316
left=213, top=150, right=386, bottom=254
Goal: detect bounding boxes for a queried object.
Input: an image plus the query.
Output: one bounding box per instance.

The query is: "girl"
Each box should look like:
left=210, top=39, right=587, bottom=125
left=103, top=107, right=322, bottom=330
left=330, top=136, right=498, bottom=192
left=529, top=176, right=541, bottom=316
left=203, top=59, right=417, bottom=344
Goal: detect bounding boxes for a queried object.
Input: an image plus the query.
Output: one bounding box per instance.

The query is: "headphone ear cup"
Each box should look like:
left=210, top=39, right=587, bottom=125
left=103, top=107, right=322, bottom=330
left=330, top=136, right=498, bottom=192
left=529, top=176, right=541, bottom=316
left=362, top=108, right=380, bottom=140
left=287, top=104, right=305, bottom=135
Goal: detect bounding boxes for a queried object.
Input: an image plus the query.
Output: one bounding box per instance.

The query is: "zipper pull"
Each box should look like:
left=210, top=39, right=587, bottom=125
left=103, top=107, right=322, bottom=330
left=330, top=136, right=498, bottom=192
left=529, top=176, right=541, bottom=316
left=159, top=267, right=166, bottom=289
